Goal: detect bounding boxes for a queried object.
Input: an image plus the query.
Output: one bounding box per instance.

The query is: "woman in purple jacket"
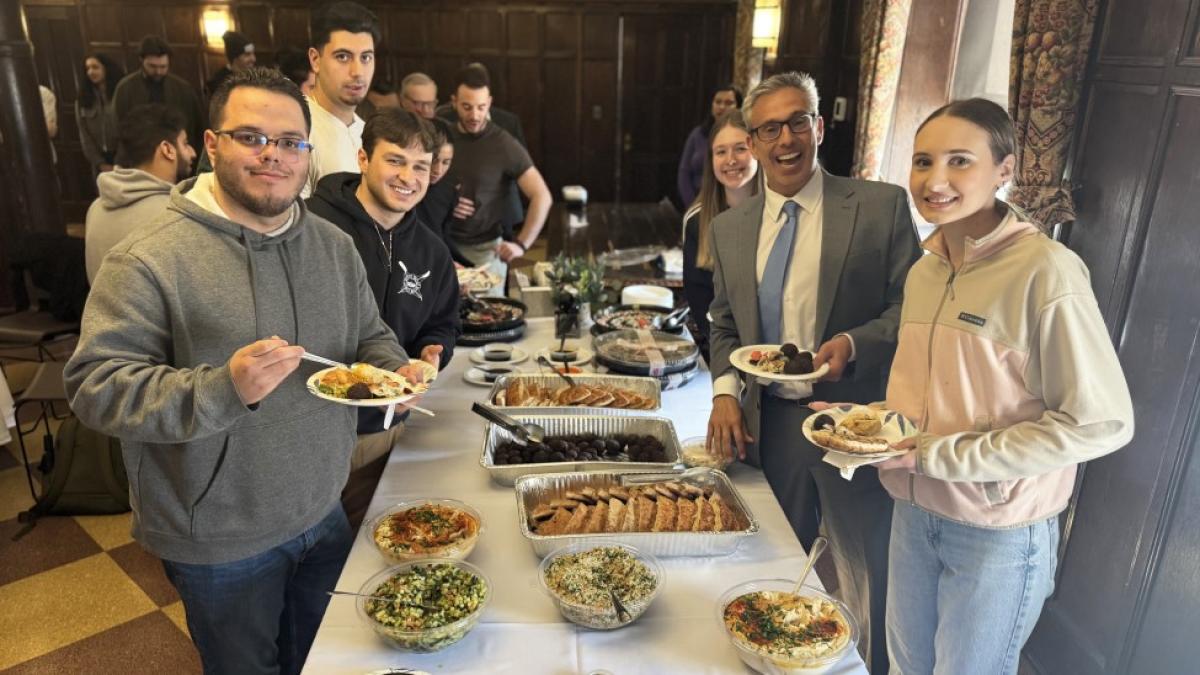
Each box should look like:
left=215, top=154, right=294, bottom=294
left=676, top=84, right=742, bottom=207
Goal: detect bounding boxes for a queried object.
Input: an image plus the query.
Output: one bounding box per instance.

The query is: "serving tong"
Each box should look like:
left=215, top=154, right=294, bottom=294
left=471, top=402, right=546, bottom=445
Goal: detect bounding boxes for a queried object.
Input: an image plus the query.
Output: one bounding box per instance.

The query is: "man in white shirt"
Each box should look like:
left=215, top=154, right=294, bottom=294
left=302, top=1, right=379, bottom=197
left=705, top=71, right=921, bottom=674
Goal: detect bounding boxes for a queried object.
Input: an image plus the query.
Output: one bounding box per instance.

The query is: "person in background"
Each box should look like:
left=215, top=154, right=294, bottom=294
left=357, top=77, right=400, bottom=120
left=303, top=0, right=379, bottom=197
left=399, top=71, right=438, bottom=120
left=445, top=65, right=551, bottom=282
left=112, top=35, right=206, bottom=158
left=307, top=109, right=460, bottom=527
left=435, top=63, right=527, bottom=242
left=206, top=30, right=256, bottom=98
left=66, top=67, right=421, bottom=675
left=416, top=117, right=472, bottom=267
left=277, top=47, right=316, bottom=97
left=76, top=53, right=124, bottom=176
left=705, top=71, right=920, bottom=674
left=681, top=110, right=758, bottom=363
left=872, top=98, right=1133, bottom=675
left=85, top=104, right=195, bottom=284
left=677, top=84, right=743, bottom=207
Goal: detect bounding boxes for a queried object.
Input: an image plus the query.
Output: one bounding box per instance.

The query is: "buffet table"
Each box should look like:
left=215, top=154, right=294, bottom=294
left=304, top=318, right=869, bottom=675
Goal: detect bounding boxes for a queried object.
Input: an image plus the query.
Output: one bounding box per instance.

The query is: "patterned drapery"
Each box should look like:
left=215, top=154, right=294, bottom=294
left=1009, top=0, right=1100, bottom=229
left=852, top=0, right=912, bottom=180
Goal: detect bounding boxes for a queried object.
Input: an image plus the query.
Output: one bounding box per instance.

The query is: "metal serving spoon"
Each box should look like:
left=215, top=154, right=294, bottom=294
left=326, top=590, right=437, bottom=611
left=791, top=535, right=829, bottom=596
left=471, top=402, right=546, bottom=445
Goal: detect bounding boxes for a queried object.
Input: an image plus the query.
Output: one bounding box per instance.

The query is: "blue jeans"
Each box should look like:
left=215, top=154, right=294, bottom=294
left=162, top=506, right=353, bottom=675
left=886, top=500, right=1058, bottom=675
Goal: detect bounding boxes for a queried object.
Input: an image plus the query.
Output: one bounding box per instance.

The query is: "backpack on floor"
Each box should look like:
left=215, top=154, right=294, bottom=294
left=20, top=415, right=130, bottom=521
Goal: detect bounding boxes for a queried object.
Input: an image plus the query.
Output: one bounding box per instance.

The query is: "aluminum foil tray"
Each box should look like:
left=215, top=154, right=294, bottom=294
left=480, top=414, right=682, bottom=486
left=486, top=373, right=662, bottom=414
left=514, top=468, right=760, bottom=557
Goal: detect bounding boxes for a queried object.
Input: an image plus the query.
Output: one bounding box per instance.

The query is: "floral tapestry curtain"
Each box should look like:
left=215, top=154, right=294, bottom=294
left=1008, top=0, right=1100, bottom=229
left=852, top=0, right=912, bottom=181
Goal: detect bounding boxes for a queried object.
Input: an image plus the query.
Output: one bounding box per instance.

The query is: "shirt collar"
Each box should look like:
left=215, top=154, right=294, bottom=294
left=763, top=169, right=823, bottom=221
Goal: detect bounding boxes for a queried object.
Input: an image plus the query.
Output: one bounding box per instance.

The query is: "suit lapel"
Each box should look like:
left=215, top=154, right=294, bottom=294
left=736, top=193, right=766, bottom=344
left=815, top=173, right=858, bottom=342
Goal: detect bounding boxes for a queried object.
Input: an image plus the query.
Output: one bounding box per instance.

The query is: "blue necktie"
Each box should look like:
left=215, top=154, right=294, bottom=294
left=758, top=200, right=801, bottom=344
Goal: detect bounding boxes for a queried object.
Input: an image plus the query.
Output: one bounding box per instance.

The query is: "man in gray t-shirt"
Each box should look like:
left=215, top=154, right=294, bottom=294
left=444, top=66, right=551, bottom=280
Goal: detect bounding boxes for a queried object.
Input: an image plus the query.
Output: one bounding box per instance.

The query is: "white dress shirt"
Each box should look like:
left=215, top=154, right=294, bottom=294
left=303, top=97, right=365, bottom=198
left=713, top=171, right=836, bottom=400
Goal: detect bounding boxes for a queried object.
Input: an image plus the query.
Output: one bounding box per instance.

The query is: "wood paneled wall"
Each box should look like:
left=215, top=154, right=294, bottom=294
left=20, top=0, right=738, bottom=220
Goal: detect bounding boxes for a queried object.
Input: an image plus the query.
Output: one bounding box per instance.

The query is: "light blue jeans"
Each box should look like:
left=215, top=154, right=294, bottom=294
left=886, top=500, right=1058, bottom=675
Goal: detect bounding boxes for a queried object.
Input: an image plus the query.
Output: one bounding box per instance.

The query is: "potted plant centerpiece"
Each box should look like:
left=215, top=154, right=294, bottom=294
left=547, top=254, right=605, bottom=338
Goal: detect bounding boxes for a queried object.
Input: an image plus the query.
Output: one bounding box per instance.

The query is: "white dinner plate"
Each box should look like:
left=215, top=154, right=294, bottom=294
left=463, top=364, right=520, bottom=387
left=534, top=345, right=593, bottom=367
left=730, top=344, right=830, bottom=383
left=802, top=404, right=916, bottom=458
left=305, top=361, right=436, bottom=407
left=469, top=345, right=530, bottom=366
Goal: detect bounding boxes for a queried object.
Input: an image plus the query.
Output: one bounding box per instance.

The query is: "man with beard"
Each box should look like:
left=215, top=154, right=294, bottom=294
left=307, top=109, right=460, bottom=527
left=705, top=71, right=921, bottom=673
left=65, top=67, right=421, bottom=675
left=84, top=103, right=196, bottom=283
left=205, top=30, right=257, bottom=98
left=112, top=35, right=206, bottom=158
left=445, top=65, right=552, bottom=281
left=303, top=1, right=379, bottom=197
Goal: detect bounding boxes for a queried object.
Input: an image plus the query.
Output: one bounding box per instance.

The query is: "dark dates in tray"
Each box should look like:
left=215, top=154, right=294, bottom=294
left=492, top=433, right=668, bottom=465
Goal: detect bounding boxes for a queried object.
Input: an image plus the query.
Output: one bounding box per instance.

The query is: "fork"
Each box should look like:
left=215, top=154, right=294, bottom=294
left=301, top=351, right=348, bottom=369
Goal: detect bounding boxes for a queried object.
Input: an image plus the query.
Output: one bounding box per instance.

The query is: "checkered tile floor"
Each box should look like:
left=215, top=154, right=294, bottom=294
left=1, top=358, right=200, bottom=673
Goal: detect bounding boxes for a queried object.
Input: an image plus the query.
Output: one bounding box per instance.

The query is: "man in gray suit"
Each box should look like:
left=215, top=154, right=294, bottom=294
left=706, top=71, right=920, bottom=673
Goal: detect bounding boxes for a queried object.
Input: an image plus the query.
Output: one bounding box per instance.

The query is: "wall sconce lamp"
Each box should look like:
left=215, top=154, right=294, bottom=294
left=202, top=7, right=233, bottom=48
left=752, top=0, right=782, bottom=60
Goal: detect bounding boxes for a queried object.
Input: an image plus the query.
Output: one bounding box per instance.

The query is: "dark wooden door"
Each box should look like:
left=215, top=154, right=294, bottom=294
left=1021, top=0, right=1200, bottom=672
left=22, top=3, right=89, bottom=222
left=618, top=10, right=733, bottom=204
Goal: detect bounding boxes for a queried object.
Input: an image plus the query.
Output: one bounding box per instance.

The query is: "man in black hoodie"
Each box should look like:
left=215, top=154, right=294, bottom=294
left=307, top=108, right=460, bottom=525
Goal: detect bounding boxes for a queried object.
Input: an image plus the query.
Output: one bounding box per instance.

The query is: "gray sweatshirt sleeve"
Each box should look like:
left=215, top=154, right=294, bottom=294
left=349, top=252, right=410, bottom=370
left=64, top=251, right=253, bottom=443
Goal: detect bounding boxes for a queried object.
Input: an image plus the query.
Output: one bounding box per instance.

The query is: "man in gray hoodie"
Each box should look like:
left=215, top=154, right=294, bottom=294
left=66, top=68, right=421, bottom=675
left=84, top=103, right=195, bottom=284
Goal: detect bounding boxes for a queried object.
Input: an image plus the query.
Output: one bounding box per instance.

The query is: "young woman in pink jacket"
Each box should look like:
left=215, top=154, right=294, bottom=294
left=873, top=98, right=1134, bottom=674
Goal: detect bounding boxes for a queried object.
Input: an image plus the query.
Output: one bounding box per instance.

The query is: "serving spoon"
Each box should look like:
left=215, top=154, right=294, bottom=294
left=326, top=590, right=437, bottom=610
left=471, top=402, right=546, bottom=445
left=791, top=535, right=829, bottom=596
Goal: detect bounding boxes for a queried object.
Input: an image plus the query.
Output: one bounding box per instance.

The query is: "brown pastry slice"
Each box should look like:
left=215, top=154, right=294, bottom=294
left=652, top=496, right=677, bottom=532
left=549, top=498, right=581, bottom=510
left=585, top=501, right=608, bottom=533
left=610, top=390, right=630, bottom=408
left=608, top=486, right=631, bottom=502
left=695, top=496, right=716, bottom=531
left=711, top=494, right=726, bottom=532
left=718, top=499, right=744, bottom=531
left=530, top=505, right=556, bottom=522
left=563, top=503, right=590, bottom=534
left=591, top=391, right=616, bottom=407
left=606, top=498, right=625, bottom=532
left=655, top=484, right=679, bottom=499
left=635, top=495, right=656, bottom=531
left=564, top=490, right=591, bottom=505
left=538, top=507, right=574, bottom=535
left=563, top=386, right=592, bottom=405
left=690, top=497, right=705, bottom=531
left=675, top=497, right=697, bottom=532
left=580, top=486, right=600, bottom=503
left=621, top=495, right=638, bottom=532
left=679, top=483, right=704, bottom=498
left=596, top=487, right=611, bottom=501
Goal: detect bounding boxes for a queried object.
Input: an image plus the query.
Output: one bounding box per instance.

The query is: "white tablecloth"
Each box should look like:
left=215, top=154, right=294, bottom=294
left=304, top=318, right=868, bottom=675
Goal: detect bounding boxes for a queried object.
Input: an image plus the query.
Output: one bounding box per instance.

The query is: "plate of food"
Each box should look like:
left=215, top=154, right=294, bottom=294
left=306, top=361, right=435, bottom=407
left=802, top=404, right=916, bottom=458
left=460, top=297, right=526, bottom=332
left=456, top=266, right=502, bottom=293
left=730, top=343, right=830, bottom=382
left=590, top=305, right=684, bottom=335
